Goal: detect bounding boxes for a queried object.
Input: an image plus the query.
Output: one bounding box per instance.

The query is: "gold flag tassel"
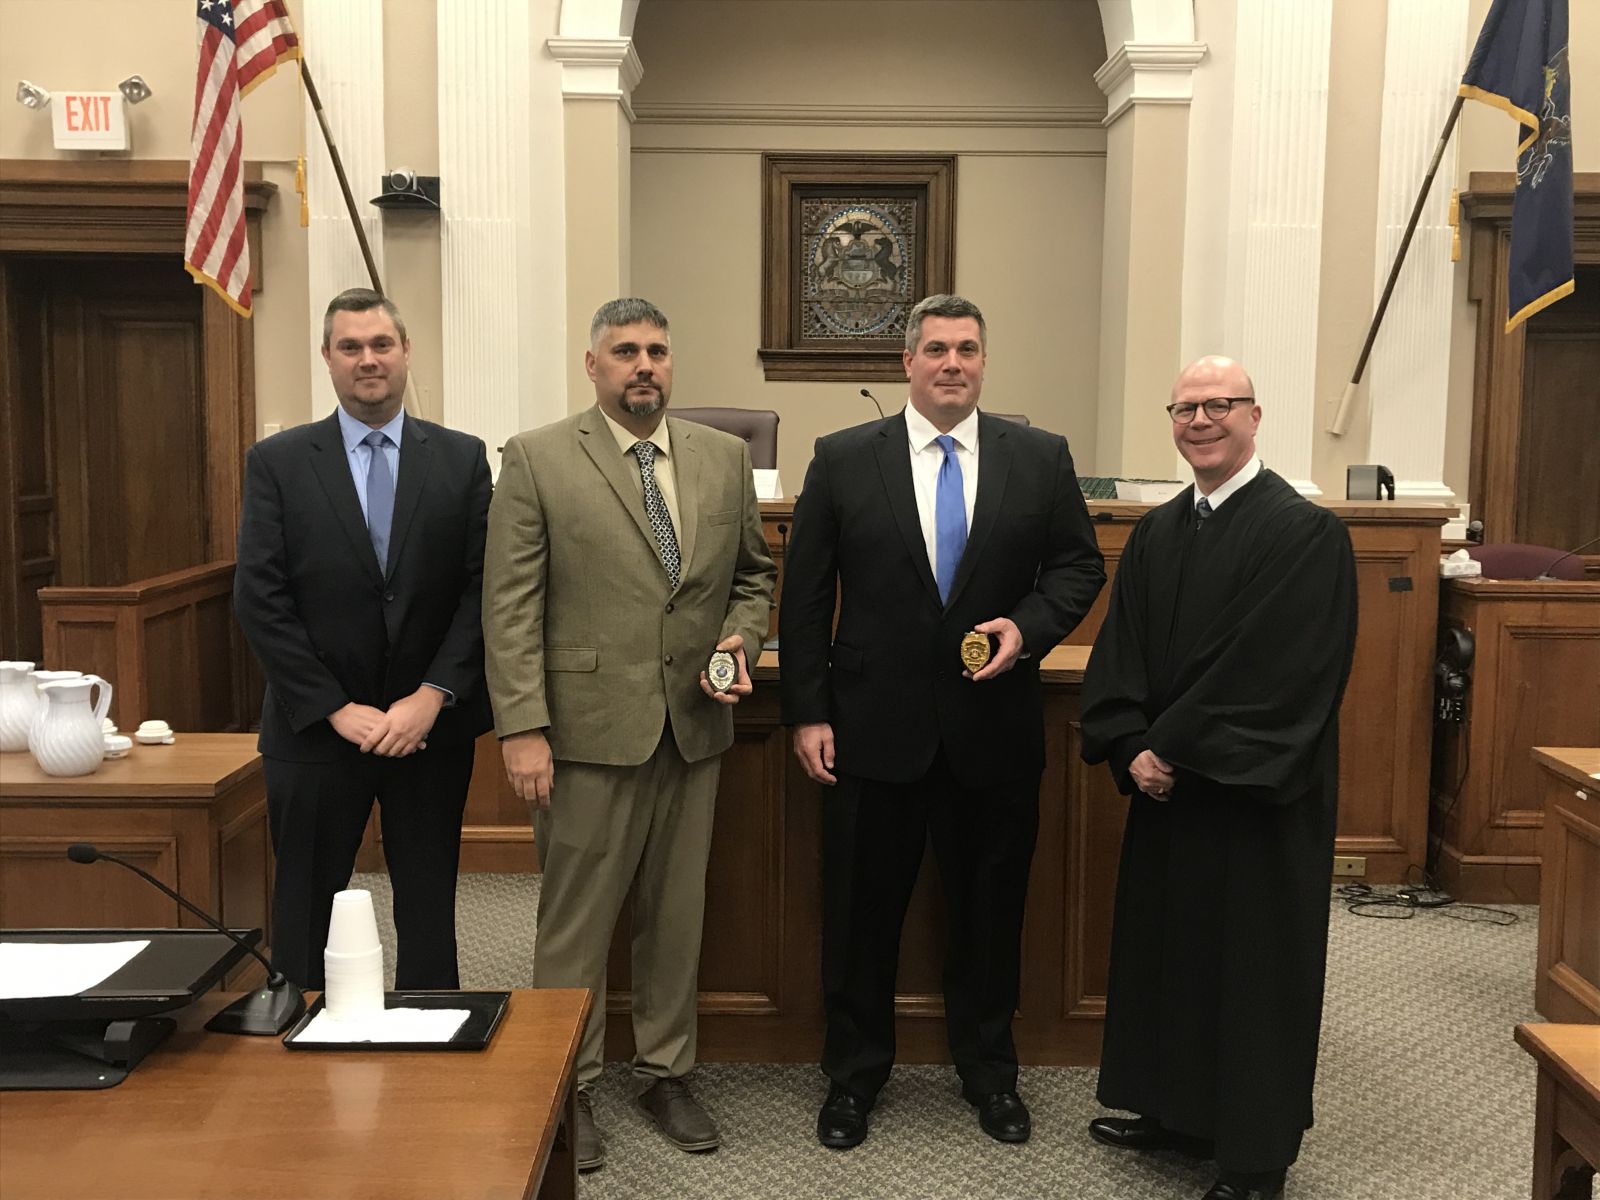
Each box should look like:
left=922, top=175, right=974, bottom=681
left=295, top=56, right=309, bottom=228
left=1448, top=188, right=1461, bottom=263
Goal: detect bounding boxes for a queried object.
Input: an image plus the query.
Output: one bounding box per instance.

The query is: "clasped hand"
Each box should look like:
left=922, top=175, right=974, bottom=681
left=1129, top=749, right=1176, bottom=800
left=328, top=686, right=444, bottom=758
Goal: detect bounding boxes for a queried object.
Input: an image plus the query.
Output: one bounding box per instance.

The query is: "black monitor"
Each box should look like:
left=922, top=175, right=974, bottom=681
left=0, top=927, right=254, bottom=1090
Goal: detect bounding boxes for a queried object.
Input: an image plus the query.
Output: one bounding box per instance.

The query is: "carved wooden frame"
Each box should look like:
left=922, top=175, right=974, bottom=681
left=1460, top=170, right=1600, bottom=559
left=759, top=153, right=955, bottom=382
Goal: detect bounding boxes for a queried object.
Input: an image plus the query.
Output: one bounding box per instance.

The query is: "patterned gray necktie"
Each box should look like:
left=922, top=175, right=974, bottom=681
left=1195, top=495, right=1213, bottom=527
left=632, top=440, right=681, bottom=589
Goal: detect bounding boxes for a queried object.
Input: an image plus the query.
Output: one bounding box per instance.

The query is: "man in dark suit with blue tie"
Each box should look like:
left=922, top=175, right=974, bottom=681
left=780, top=294, right=1104, bottom=1148
left=234, top=288, right=492, bottom=990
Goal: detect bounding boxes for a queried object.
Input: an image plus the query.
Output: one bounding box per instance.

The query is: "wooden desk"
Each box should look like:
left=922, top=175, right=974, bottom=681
left=0, top=735, right=270, bottom=957
left=0, top=987, right=592, bottom=1200
left=1534, top=749, right=1600, bottom=1023
left=1515, top=1022, right=1600, bottom=1200
left=1433, top=579, right=1600, bottom=902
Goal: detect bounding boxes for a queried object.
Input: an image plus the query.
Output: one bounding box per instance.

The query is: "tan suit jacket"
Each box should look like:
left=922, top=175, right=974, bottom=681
left=484, top=406, right=775, bottom=765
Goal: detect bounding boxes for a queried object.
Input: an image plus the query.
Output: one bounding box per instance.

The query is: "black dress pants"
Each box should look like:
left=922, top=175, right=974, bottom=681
left=820, top=750, right=1040, bottom=1100
left=264, top=741, right=473, bottom=990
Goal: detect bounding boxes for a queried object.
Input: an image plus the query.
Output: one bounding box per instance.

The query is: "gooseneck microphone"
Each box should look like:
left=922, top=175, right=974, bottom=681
left=67, top=843, right=305, bottom=1035
left=859, top=388, right=886, bottom=419
left=1536, top=532, right=1600, bottom=581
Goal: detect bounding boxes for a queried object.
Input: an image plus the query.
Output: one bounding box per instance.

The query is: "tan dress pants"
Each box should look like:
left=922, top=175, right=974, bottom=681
left=531, top=729, right=719, bottom=1086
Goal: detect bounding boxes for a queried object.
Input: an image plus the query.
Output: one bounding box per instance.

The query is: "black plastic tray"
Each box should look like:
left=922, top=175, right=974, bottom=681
left=282, top=989, right=510, bottom=1051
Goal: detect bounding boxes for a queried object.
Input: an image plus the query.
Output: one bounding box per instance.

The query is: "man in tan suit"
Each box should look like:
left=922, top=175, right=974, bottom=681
left=484, top=298, right=775, bottom=1172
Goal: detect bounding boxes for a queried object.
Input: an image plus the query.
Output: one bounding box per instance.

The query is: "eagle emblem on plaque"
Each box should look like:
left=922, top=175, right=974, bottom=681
left=804, top=203, right=913, bottom=339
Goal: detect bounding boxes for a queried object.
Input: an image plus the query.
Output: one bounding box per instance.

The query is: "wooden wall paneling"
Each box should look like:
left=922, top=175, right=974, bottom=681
left=1462, top=172, right=1600, bottom=553
left=1062, top=715, right=1127, bottom=1022
left=1434, top=581, right=1600, bottom=901
left=2, top=262, right=58, bottom=660
left=0, top=258, right=15, bottom=656
left=38, top=562, right=244, bottom=732
left=1515, top=271, right=1600, bottom=550
left=0, top=161, right=273, bottom=655
left=0, top=831, right=180, bottom=928
left=1536, top=769, right=1600, bottom=1023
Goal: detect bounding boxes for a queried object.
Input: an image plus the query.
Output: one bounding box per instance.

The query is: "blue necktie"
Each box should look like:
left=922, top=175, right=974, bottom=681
left=363, top=430, right=395, bottom=571
left=934, top=434, right=967, bottom=604
left=1195, top=495, right=1213, bottom=527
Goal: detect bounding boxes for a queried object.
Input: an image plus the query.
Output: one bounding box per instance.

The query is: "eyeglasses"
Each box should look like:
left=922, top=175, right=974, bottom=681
left=1166, top=397, right=1253, bottom=424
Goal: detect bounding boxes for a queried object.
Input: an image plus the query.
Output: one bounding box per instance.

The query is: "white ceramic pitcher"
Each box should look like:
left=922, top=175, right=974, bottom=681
left=0, top=661, right=39, bottom=752
left=29, top=675, right=113, bottom=777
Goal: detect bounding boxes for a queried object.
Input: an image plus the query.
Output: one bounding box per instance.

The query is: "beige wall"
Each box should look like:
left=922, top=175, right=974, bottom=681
left=628, top=0, right=1110, bottom=489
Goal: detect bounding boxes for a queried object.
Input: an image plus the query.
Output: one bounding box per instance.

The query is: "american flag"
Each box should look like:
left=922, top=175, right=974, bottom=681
left=185, top=0, right=300, bottom=317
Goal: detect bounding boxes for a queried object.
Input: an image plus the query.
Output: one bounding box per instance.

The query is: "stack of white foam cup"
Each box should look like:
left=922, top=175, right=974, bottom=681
left=323, top=889, right=386, bottom=1021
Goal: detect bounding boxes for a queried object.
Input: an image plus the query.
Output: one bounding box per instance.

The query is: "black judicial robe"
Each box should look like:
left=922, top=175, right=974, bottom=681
left=1080, top=467, right=1358, bottom=1173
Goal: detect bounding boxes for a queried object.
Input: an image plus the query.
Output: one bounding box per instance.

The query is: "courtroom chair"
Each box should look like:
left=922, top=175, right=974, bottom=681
left=988, top=412, right=1031, bottom=427
left=672, top=407, right=780, bottom=470
left=1467, top=543, right=1588, bottom=581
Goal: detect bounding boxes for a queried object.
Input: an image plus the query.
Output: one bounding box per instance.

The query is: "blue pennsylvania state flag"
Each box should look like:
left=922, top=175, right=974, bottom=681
left=1459, top=0, right=1574, bottom=330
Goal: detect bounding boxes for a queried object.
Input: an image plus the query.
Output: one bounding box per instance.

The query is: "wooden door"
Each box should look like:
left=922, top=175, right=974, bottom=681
left=0, top=254, right=206, bottom=659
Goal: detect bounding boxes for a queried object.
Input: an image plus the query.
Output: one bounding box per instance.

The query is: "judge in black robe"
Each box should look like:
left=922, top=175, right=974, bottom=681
left=1080, top=356, right=1358, bottom=1200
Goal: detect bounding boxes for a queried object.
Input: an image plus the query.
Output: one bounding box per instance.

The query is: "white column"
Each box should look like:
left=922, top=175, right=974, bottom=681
left=439, top=0, right=527, bottom=462
left=1363, top=0, right=1468, bottom=503
left=1220, top=0, right=1335, bottom=495
left=301, top=0, right=386, bottom=416
left=548, top=35, right=641, bottom=411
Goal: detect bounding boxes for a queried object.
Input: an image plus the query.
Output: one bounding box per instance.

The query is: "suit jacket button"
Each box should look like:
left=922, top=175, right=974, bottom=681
left=664, top=654, right=674, bottom=665
left=384, top=591, right=395, bottom=602
left=665, top=602, right=675, bottom=613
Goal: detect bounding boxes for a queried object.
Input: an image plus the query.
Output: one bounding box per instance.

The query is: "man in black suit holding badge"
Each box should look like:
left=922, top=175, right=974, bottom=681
left=234, top=288, right=492, bottom=991
left=779, top=294, right=1104, bottom=1148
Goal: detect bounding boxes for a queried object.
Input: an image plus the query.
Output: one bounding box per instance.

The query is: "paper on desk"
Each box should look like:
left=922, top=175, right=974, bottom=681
left=294, top=1006, right=471, bottom=1044
left=0, top=939, right=150, bottom=999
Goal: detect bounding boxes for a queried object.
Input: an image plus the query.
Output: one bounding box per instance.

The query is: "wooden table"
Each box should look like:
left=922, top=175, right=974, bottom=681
left=1515, top=1022, right=1600, bottom=1200
left=0, top=735, right=270, bottom=955
left=0, top=987, right=592, bottom=1200
left=1534, top=749, right=1600, bottom=1023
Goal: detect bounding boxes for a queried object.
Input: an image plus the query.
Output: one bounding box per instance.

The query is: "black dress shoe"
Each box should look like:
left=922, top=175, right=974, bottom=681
left=1202, top=1169, right=1286, bottom=1200
left=961, top=1086, right=1031, bottom=1143
left=1088, top=1115, right=1214, bottom=1157
left=817, top=1084, right=871, bottom=1149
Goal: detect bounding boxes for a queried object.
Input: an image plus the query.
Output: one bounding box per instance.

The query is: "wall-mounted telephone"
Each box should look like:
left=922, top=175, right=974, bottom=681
left=1433, top=626, right=1474, bottom=724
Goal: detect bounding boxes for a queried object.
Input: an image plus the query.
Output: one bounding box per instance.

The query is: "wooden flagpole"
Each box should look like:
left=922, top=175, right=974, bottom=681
left=296, top=58, right=384, bottom=295
left=1327, top=94, right=1464, bottom=437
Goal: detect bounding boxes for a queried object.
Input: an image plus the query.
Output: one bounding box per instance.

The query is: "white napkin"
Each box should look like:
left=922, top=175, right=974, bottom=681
left=295, top=1006, right=471, bottom=1044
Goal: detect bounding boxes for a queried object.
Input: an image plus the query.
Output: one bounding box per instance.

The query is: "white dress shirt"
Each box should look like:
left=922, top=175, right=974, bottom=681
left=1196, top=455, right=1262, bottom=512
left=904, top=403, right=979, bottom=580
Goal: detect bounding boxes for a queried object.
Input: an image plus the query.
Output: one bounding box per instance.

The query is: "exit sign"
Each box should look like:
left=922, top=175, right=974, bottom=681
left=51, top=92, right=128, bottom=150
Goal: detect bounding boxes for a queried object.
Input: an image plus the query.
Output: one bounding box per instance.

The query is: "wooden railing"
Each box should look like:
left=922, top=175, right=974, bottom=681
left=37, top=561, right=251, bottom=733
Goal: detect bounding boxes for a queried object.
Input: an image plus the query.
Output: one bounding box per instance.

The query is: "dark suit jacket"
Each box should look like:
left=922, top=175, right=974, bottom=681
left=779, top=411, right=1105, bottom=787
left=234, top=410, right=494, bottom=763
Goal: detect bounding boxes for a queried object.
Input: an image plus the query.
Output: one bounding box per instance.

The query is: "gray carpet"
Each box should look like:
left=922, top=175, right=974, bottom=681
left=350, top=872, right=1540, bottom=1199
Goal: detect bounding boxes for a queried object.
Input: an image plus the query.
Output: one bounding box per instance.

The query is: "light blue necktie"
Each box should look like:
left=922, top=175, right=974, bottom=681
left=934, top=434, right=967, bottom=604
left=363, top=430, right=395, bottom=571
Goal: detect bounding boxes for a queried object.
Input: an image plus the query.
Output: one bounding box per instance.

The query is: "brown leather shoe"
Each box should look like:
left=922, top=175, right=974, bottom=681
left=574, top=1089, right=603, bottom=1172
left=636, top=1076, right=721, bottom=1152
